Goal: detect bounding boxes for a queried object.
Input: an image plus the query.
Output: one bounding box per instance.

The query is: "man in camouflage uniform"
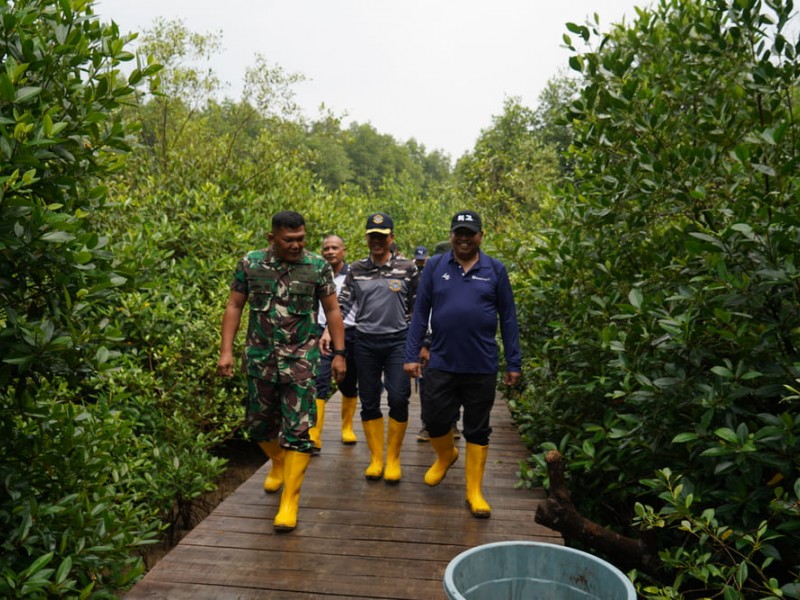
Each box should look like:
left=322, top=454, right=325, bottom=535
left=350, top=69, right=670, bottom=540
left=217, top=210, right=346, bottom=532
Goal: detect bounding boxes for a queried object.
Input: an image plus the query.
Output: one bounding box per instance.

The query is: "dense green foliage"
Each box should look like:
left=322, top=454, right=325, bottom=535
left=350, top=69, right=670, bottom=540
left=0, top=0, right=171, bottom=596
left=511, top=0, right=800, bottom=597
left=455, top=97, right=558, bottom=226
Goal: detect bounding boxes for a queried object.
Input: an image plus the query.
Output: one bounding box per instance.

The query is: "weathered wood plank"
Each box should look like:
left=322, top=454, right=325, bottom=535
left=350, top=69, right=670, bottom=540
left=125, top=392, right=558, bottom=599
left=124, top=581, right=355, bottom=600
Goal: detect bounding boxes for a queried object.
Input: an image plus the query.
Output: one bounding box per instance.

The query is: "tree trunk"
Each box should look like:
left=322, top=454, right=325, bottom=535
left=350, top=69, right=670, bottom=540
left=534, top=449, right=659, bottom=574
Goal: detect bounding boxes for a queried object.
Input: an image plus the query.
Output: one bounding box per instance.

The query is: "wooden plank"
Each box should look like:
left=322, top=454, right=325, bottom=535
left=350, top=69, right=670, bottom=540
left=125, top=392, right=558, bottom=599
left=124, top=581, right=355, bottom=600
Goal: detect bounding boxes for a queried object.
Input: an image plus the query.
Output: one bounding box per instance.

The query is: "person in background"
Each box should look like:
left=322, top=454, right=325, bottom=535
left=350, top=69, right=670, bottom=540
left=412, top=245, right=429, bottom=408
left=217, top=211, right=346, bottom=532
left=310, top=234, right=359, bottom=452
left=338, top=212, right=419, bottom=483
left=404, top=210, right=521, bottom=518
left=413, top=245, right=428, bottom=270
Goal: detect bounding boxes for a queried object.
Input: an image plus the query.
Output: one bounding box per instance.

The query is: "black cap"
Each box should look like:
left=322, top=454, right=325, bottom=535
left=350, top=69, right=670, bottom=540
left=365, top=212, right=394, bottom=234
left=414, top=245, right=428, bottom=259
left=450, top=210, right=482, bottom=233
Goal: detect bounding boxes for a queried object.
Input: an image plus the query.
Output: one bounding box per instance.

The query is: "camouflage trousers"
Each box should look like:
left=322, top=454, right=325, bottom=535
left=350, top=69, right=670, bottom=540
left=245, top=367, right=318, bottom=453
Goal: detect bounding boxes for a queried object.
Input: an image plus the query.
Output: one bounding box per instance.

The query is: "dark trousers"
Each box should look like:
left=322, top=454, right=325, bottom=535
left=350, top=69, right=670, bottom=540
left=419, top=367, right=459, bottom=428
left=355, top=331, right=410, bottom=422
left=315, top=327, right=358, bottom=399
left=422, top=369, right=496, bottom=445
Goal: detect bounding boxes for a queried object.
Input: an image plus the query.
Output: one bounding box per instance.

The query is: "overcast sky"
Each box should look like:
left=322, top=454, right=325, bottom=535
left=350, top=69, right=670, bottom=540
left=95, top=0, right=647, bottom=160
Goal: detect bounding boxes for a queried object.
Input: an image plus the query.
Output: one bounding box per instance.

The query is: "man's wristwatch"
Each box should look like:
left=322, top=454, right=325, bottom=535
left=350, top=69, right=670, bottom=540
left=332, top=348, right=346, bottom=356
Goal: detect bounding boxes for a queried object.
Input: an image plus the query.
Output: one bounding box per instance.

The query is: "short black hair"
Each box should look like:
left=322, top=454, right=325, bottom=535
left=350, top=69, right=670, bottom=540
left=272, top=210, right=305, bottom=230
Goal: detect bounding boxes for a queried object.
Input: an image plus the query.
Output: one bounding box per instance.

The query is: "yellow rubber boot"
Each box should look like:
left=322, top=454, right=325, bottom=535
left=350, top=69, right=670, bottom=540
left=383, top=418, right=408, bottom=483
left=273, top=450, right=312, bottom=532
left=340, top=395, right=358, bottom=444
left=362, top=417, right=384, bottom=480
left=257, top=440, right=285, bottom=493
left=424, top=431, right=459, bottom=486
left=308, top=398, right=325, bottom=452
left=465, top=443, right=491, bottom=518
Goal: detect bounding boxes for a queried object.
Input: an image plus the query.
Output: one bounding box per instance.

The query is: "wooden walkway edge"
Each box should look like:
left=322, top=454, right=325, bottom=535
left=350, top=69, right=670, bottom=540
left=125, top=390, right=561, bottom=599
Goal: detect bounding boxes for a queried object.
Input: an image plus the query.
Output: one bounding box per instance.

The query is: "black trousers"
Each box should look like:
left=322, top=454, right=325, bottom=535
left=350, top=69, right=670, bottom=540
left=422, top=369, right=495, bottom=445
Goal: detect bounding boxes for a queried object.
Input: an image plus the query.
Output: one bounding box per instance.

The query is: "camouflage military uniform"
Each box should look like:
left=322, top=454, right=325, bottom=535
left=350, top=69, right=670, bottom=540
left=231, top=247, right=336, bottom=450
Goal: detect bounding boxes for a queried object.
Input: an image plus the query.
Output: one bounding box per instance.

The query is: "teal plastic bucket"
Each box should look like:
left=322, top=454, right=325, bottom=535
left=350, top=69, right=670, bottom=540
left=444, top=541, right=636, bottom=600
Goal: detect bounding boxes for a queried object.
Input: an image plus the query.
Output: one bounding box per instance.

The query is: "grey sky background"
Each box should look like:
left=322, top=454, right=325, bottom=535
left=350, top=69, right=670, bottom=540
left=95, top=0, right=646, bottom=160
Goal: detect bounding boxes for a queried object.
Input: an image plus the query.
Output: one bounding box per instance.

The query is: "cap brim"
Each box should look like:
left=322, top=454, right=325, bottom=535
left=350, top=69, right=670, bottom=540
left=451, top=225, right=481, bottom=233
left=365, top=228, right=392, bottom=235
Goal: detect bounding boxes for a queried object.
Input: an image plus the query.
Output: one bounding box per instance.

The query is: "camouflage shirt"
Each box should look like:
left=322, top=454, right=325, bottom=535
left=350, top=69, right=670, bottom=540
left=231, top=247, right=336, bottom=380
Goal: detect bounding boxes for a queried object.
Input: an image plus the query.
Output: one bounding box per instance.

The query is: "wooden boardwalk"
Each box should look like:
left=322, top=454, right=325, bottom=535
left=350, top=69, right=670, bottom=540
left=125, top=390, right=560, bottom=599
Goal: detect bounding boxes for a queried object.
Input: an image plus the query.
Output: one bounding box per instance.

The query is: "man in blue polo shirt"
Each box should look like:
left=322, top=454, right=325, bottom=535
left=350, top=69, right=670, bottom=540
left=404, top=209, right=522, bottom=518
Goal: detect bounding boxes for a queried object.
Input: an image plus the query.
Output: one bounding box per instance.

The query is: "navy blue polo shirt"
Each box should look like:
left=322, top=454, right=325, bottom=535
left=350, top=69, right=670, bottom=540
left=405, top=250, right=521, bottom=374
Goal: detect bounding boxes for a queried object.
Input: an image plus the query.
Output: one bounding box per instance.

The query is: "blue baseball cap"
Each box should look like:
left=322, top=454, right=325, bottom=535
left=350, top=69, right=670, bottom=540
left=365, top=212, right=394, bottom=234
